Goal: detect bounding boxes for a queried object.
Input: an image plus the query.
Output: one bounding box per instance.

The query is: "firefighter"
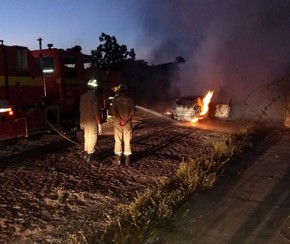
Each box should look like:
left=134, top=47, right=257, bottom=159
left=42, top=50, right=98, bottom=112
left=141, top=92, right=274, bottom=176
left=79, top=79, right=102, bottom=163
left=111, top=84, right=136, bottom=166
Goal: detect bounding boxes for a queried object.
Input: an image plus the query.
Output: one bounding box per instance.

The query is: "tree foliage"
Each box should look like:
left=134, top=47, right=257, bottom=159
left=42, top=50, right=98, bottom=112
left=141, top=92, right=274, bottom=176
left=91, top=33, right=136, bottom=70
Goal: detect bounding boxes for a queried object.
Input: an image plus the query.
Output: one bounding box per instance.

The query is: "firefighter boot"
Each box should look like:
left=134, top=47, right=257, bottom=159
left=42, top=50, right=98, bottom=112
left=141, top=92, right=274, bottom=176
left=113, top=155, right=121, bottom=165
left=86, top=154, right=92, bottom=163
left=125, top=155, right=130, bottom=166
left=84, top=152, right=88, bottom=161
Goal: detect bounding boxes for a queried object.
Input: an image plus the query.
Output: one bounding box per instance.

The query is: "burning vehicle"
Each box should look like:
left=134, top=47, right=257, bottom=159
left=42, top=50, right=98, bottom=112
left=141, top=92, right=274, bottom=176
left=170, top=96, right=202, bottom=122
left=170, top=91, right=214, bottom=123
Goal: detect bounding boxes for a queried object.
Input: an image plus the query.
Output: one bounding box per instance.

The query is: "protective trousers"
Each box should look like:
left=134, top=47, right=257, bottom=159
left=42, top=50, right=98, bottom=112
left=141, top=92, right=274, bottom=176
left=114, top=121, right=132, bottom=156
left=83, top=126, right=98, bottom=154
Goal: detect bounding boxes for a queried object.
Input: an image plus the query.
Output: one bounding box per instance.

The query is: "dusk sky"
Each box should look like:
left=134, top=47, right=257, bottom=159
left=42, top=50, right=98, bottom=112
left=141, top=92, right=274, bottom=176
left=1, top=0, right=290, bottom=111
left=0, top=0, right=148, bottom=59
left=2, top=1, right=290, bottom=65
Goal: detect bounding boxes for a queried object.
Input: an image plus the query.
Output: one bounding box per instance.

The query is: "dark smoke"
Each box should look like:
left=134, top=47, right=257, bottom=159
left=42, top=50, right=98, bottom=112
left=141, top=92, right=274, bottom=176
left=134, top=0, right=290, bottom=121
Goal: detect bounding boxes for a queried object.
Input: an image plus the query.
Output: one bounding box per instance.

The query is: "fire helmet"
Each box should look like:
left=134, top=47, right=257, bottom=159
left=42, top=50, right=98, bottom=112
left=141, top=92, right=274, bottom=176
left=117, top=84, right=127, bottom=92
left=87, top=79, right=98, bottom=88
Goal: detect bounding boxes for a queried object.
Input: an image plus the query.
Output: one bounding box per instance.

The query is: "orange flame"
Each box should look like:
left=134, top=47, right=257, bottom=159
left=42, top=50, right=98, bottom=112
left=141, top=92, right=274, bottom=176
left=191, top=90, right=214, bottom=124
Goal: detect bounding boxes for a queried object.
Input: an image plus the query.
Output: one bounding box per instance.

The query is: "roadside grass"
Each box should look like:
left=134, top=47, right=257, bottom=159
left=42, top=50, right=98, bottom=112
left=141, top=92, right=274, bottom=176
left=64, top=122, right=256, bottom=244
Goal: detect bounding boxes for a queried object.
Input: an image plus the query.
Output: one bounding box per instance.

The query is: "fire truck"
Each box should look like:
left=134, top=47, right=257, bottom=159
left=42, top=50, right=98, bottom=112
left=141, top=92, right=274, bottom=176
left=0, top=43, right=47, bottom=144
left=31, top=42, right=93, bottom=129
left=0, top=41, right=97, bottom=145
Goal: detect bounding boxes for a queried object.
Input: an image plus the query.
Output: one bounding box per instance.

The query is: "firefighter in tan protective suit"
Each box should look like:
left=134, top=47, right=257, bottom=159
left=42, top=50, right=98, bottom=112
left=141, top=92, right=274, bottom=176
left=79, top=79, right=102, bottom=163
left=111, top=84, right=136, bottom=166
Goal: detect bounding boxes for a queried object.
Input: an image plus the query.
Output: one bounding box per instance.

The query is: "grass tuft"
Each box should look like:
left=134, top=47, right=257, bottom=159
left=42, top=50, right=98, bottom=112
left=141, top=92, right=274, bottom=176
left=62, top=123, right=256, bottom=244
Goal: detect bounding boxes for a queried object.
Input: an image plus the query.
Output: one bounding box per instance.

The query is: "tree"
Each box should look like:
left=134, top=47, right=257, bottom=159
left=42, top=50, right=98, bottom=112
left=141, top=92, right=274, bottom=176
left=67, top=45, right=82, bottom=53
left=91, top=33, right=136, bottom=71
left=175, top=56, right=185, bottom=64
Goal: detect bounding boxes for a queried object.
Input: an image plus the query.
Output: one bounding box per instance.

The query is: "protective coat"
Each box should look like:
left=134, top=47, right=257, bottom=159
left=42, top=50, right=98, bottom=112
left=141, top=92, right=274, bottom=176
left=111, top=93, right=135, bottom=156
left=79, top=90, right=100, bottom=154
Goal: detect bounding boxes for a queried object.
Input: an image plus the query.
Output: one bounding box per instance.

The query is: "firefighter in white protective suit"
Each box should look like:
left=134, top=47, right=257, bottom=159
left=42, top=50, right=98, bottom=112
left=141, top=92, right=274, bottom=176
left=111, top=84, right=136, bottom=166
left=79, top=79, right=102, bottom=163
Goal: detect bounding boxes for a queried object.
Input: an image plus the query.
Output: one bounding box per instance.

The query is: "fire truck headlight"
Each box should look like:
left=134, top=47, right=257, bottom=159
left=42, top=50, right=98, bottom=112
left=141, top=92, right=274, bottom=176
left=0, top=107, right=14, bottom=116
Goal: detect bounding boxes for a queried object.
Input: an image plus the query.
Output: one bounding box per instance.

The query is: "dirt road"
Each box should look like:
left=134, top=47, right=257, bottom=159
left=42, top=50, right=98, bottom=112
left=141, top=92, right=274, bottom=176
left=148, top=127, right=290, bottom=244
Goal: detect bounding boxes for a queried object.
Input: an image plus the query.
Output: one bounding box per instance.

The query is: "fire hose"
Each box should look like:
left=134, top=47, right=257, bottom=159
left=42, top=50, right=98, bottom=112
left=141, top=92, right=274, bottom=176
left=46, top=119, right=143, bottom=146
left=46, top=119, right=81, bottom=145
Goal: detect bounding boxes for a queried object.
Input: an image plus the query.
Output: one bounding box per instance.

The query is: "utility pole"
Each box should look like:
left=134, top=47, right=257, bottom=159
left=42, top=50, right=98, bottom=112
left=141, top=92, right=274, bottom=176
left=1, top=40, right=9, bottom=100
left=37, top=37, right=47, bottom=96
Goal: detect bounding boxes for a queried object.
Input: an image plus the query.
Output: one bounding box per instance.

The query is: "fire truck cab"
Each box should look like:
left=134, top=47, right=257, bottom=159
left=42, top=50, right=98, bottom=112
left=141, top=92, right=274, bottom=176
left=0, top=44, right=47, bottom=144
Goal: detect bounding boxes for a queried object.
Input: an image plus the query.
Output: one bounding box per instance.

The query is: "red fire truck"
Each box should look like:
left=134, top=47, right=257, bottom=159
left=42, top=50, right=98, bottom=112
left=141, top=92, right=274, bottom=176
left=31, top=42, right=93, bottom=129
left=0, top=42, right=95, bottom=145
left=0, top=40, right=123, bottom=145
left=0, top=43, right=47, bottom=144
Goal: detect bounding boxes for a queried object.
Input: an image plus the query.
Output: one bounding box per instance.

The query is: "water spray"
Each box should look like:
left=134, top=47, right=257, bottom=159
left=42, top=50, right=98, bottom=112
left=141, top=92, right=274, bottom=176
left=136, top=105, right=174, bottom=120
left=135, top=105, right=187, bottom=126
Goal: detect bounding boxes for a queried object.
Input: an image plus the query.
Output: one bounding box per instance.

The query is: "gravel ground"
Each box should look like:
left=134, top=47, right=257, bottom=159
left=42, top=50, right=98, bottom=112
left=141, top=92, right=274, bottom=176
left=0, top=110, right=234, bottom=243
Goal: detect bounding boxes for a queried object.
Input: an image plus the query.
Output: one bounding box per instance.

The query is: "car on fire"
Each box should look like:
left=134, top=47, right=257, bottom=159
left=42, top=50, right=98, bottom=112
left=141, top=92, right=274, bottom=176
left=170, top=96, right=203, bottom=122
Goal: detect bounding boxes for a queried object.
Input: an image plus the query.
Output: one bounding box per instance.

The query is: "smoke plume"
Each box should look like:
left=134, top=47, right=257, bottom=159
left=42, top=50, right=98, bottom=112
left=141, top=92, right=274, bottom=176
left=135, top=0, right=290, bottom=120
